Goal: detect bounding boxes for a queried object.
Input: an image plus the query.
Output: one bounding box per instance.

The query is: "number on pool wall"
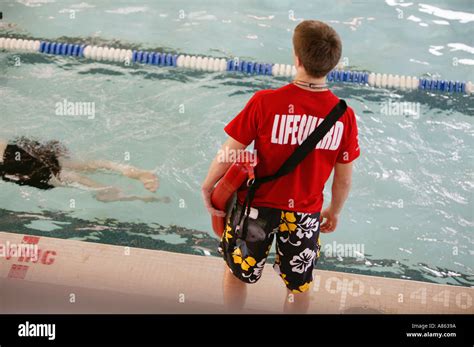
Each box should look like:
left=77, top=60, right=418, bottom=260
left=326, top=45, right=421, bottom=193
left=313, top=275, right=472, bottom=311
left=455, top=292, right=472, bottom=309
left=323, top=277, right=366, bottom=310
left=409, top=288, right=473, bottom=309
left=432, top=290, right=450, bottom=307
left=409, top=287, right=427, bottom=305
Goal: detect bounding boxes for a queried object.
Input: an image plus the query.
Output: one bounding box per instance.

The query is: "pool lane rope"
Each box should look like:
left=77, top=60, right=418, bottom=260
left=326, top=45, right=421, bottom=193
left=0, top=37, right=472, bottom=95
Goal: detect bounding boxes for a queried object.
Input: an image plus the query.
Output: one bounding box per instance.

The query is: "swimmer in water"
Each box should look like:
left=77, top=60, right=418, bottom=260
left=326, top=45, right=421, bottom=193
left=0, top=137, right=168, bottom=203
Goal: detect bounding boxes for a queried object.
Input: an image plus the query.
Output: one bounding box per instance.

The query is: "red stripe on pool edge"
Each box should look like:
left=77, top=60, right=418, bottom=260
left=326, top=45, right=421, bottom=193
left=7, top=264, right=29, bottom=279
left=7, top=235, right=41, bottom=279
left=22, top=235, right=40, bottom=245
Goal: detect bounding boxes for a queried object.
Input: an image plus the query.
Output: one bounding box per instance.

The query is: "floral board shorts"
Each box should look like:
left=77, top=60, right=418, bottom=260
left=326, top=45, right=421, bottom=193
left=218, top=203, right=321, bottom=293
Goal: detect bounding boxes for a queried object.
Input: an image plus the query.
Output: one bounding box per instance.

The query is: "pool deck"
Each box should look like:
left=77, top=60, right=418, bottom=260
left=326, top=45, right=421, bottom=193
left=0, top=231, right=472, bottom=314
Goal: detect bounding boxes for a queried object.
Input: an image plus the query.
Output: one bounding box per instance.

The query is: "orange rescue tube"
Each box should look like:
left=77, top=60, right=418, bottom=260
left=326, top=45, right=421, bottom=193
left=210, top=152, right=256, bottom=237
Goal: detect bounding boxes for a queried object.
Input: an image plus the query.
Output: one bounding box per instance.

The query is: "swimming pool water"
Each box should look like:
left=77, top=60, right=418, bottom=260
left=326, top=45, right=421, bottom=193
left=0, top=0, right=473, bottom=286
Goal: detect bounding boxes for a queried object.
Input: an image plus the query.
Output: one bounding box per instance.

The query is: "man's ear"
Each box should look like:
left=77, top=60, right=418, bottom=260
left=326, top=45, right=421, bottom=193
left=293, top=53, right=300, bottom=68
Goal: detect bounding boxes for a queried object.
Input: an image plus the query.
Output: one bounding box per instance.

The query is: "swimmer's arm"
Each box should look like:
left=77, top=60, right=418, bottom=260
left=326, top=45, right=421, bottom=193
left=51, top=170, right=166, bottom=203
left=202, top=137, right=246, bottom=216
left=321, top=162, right=353, bottom=233
left=61, top=160, right=158, bottom=192
left=49, top=170, right=104, bottom=189
left=62, top=159, right=144, bottom=178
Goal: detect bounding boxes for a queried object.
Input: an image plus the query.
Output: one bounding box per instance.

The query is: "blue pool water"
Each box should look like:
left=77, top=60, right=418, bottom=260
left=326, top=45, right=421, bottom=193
left=0, top=0, right=473, bottom=286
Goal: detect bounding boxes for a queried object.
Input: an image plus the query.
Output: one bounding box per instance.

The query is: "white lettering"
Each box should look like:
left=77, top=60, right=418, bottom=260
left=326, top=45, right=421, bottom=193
left=291, top=115, right=301, bottom=145
left=270, top=114, right=344, bottom=151
left=271, top=115, right=280, bottom=143
left=278, top=115, right=286, bottom=144
left=18, top=321, right=56, bottom=341
left=283, top=115, right=294, bottom=144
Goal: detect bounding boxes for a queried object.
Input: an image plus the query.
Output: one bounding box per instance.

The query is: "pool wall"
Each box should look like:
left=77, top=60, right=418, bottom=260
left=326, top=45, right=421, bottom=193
left=1, top=231, right=472, bottom=314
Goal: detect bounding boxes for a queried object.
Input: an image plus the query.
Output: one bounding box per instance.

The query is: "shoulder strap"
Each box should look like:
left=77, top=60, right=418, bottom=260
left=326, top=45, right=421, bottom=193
left=255, top=99, right=347, bottom=186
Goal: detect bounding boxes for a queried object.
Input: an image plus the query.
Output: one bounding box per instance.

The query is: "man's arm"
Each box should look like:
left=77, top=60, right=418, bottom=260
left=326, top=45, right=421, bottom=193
left=320, top=162, right=353, bottom=233
left=201, top=137, right=246, bottom=216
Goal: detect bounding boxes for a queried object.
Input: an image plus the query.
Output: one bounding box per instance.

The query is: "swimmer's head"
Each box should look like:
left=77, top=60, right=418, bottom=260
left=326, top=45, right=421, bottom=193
left=293, top=20, right=342, bottom=78
left=14, top=136, right=69, bottom=177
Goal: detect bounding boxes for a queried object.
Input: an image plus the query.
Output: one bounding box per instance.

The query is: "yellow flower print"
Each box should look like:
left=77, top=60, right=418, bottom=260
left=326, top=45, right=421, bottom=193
left=316, top=237, right=321, bottom=258
left=232, top=248, right=256, bottom=271
left=280, top=273, right=290, bottom=286
left=232, top=247, right=243, bottom=264
left=224, top=223, right=233, bottom=242
left=292, top=282, right=311, bottom=293
left=279, top=212, right=297, bottom=233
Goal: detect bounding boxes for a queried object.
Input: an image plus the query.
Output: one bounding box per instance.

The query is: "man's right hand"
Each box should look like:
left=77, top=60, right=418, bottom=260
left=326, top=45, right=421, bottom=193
left=201, top=185, right=226, bottom=217
left=320, top=207, right=339, bottom=233
left=201, top=137, right=247, bottom=218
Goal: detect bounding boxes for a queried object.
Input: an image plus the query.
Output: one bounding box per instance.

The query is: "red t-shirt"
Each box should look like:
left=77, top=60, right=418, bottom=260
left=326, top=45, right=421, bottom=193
left=224, top=83, right=360, bottom=213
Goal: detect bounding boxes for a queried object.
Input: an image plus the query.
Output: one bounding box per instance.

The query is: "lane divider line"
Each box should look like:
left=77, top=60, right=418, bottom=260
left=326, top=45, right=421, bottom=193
left=0, top=36, right=472, bottom=94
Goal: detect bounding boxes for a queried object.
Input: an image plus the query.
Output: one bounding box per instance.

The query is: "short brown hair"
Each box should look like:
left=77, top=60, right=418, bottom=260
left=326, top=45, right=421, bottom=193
left=293, top=20, right=342, bottom=78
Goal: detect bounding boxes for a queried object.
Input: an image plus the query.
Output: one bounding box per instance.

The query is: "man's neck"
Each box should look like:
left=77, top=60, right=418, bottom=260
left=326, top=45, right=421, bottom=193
left=293, top=71, right=328, bottom=92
